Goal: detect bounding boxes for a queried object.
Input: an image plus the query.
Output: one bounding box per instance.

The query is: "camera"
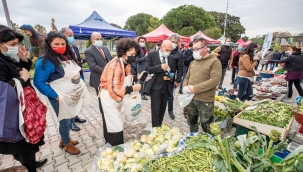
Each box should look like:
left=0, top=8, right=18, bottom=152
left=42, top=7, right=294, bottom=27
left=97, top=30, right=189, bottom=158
left=164, top=71, right=175, bottom=80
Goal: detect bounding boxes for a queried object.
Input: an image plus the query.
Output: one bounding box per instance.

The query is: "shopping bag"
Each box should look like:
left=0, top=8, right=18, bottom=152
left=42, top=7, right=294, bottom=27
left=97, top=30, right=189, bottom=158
left=22, top=86, right=47, bottom=144
left=123, top=91, right=142, bottom=122
left=178, top=93, right=194, bottom=109
left=0, top=81, right=24, bottom=143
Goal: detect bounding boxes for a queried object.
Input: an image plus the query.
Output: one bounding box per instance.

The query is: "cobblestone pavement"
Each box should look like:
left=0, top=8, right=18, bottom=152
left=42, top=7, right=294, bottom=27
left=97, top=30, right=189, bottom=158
left=0, top=68, right=300, bottom=172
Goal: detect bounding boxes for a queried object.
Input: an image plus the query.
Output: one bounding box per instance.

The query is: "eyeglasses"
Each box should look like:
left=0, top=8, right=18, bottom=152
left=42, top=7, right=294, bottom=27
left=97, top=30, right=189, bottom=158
left=192, top=46, right=205, bottom=52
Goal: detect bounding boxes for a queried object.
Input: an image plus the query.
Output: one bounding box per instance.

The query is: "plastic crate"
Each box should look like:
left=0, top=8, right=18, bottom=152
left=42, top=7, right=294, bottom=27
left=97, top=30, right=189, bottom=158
left=260, top=72, right=274, bottom=78
left=294, top=96, right=303, bottom=105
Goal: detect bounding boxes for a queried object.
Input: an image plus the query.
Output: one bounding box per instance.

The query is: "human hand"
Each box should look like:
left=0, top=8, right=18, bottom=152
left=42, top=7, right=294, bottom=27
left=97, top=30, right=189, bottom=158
left=161, top=64, right=169, bottom=70
left=132, top=84, right=141, bottom=91
left=17, top=45, right=28, bottom=62
left=182, top=86, right=190, bottom=94
left=188, top=85, right=194, bottom=93
left=56, top=97, right=59, bottom=101
left=19, top=68, right=30, bottom=82
left=174, top=82, right=180, bottom=88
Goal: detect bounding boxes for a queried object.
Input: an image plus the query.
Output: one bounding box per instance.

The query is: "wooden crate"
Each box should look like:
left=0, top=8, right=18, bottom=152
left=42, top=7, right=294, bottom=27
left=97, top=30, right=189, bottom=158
left=233, top=111, right=294, bottom=141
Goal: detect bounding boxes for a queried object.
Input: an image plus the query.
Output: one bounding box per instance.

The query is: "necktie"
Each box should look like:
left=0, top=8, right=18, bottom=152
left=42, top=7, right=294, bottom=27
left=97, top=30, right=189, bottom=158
left=98, top=47, right=105, bottom=59
left=162, top=57, right=166, bottom=64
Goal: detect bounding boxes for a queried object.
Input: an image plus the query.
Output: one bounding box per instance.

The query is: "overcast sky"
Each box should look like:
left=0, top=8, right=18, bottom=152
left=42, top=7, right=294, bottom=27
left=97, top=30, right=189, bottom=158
left=0, top=0, right=302, bottom=39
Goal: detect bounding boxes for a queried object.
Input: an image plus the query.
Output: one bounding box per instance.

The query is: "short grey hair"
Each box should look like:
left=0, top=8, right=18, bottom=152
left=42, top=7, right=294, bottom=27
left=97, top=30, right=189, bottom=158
left=91, top=32, right=101, bottom=40
left=168, top=33, right=181, bottom=43
left=60, top=27, right=70, bottom=34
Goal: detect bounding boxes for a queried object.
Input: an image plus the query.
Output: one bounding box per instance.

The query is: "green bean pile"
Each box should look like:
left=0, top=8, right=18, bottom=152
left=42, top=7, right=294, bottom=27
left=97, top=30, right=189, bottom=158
left=149, top=147, right=214, bottom=172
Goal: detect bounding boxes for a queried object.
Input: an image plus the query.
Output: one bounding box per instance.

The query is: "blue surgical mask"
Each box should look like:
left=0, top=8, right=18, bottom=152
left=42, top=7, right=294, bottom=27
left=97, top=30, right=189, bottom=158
left=162, top=51, right=170, bottom=58
left=238, top=47, right=243, bottom=51
left=68, top=36, right=75, bottom=45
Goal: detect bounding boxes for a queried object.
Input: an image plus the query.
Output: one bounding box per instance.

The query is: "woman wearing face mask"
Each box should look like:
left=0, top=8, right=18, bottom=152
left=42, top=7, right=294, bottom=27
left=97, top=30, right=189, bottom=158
left=231, top=45, right=242, bottom=86
left=99, top=38, right=143, bottom=146
left=237, top=43, right=258, bottom=101
left=20, top=24, right=45, bottom=60
left=0, top=25, right=47, bottom=172
left=265, top=46, right=303, bottom=103
left=34, top=32, right=91, bottom=155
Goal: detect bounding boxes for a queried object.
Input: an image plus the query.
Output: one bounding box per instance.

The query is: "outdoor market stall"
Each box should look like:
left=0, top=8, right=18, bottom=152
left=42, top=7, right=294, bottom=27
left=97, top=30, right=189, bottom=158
left=140, top=24, right=190, bottom=44
left=190, top=30, right=221, bottom=44
left=235, top=38, right=248, bottom=47
left=92, top=89, right=303, bottom=172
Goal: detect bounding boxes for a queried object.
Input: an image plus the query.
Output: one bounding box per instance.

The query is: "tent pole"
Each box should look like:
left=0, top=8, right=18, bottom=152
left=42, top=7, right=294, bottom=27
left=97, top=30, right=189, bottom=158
left=2, top=0, right=12, bottom=28
left=223, top=0, right=229, bottom=37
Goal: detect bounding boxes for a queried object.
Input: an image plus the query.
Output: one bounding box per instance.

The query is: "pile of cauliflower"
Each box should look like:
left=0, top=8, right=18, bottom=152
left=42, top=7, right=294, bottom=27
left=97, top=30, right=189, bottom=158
left=98, top=124, right=183, bottom=172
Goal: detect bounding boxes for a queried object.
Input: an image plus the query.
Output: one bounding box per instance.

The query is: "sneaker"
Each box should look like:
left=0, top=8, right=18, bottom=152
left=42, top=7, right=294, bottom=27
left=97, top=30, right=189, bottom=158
left=283, top=99, right=293, bottom=103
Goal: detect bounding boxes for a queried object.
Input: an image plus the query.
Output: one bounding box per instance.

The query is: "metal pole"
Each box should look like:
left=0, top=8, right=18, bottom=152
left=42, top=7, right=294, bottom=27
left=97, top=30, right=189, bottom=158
left=223, top=0, right=229, bottom=37
left=2, top=0, right=12, bottom=28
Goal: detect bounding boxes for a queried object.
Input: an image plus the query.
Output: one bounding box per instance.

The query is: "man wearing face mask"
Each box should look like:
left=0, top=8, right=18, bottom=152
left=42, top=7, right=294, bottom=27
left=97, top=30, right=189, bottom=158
left=166, top=33, right=183, bottom=120
left=85, top=32, right=112, bottom=116
left=60, top=27, right=86, bottom=131
left=212, top=38, right=233, bottom=90
left=136, top=36, right=148, bottom=100
left=145, top=40, right=176, bottom=127
left=183, top=38, right=222, bottom=133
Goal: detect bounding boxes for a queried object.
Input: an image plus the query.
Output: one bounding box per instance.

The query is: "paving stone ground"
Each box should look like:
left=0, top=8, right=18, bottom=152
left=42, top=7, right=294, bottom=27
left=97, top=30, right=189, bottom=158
left=0, top=67, right=300, bottom=172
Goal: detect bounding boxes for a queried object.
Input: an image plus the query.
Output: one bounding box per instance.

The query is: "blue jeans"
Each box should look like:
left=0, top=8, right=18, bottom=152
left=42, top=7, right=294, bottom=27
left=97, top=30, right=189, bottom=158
left=233, top=68, right=239, bottom=89
left=270, top=63, right=275, bottom=70
left=179, top=65, right=188, bottom=93
left=237, top=77, right=253, bottom=101
left=48, top=98, right=72, bottom=145
left=167, top=82, right=175, bottom=112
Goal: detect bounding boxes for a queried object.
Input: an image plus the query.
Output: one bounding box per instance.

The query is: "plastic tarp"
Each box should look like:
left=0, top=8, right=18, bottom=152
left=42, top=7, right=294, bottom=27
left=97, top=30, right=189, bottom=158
left=69, top=11, right=136, bottom=40
left=236, top=38, right=248, bottom=47
left=190, top=31, right=220, bottom=44
left=141, top=24, right=190, bottom=44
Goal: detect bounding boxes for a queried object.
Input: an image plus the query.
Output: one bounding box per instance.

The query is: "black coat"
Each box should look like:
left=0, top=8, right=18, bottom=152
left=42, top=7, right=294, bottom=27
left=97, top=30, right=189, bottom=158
left=167, top=47, right=183, bottom=83
left=183, top=49, right=193, bottom=67
left=270, top=52, right=303, bottom=71
left=0, top=53, right=44, bottom=155
left=144, top=50, right=178, bottom=95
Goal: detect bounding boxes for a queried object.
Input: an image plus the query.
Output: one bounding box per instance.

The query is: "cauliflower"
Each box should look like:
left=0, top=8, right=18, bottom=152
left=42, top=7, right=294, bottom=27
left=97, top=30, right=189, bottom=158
left=140, top=135, right=147, bottom=143
left=165, top=132, right=172, bottom=140
left=152, top=145, right=160, bottom=153
left=105, top=148, right=113, bottom=154
left=134, top=153, right=140, bottom=161
left=117, top=154, right=127, bottom=163
left=101, top=151, right=107, bottom=157
left=145, top=148, right=155, bottom=156
left=142, top=144, right=151, bottom=150
left=111, top=152, right=116, bottom=158
left=149, top=133, right=156, bottom=139
left=125, top=148, right=136, bottom=158
left=161, top=124, right=170, bottom=131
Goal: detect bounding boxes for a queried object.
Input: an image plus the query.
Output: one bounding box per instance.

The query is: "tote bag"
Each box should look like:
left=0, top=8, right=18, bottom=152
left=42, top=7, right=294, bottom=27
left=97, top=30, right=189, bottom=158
left=0, top=81, right=24, bottom=143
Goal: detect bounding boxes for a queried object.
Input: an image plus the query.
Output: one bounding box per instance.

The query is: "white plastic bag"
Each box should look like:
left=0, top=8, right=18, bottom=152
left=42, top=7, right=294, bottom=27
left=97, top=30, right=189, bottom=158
left=178, top=93, right=194, bottom=109
left=123, top=91, right=142, bottom=122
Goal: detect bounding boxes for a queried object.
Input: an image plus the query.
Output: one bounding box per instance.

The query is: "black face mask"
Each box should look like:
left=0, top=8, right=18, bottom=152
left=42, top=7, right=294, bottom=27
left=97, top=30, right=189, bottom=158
left=126, top=56, right=136, bottom=64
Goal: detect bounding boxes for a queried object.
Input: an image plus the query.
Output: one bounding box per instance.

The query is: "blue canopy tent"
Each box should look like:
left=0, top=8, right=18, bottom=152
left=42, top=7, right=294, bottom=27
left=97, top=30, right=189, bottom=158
left=69, top=11, right=136, bottom=40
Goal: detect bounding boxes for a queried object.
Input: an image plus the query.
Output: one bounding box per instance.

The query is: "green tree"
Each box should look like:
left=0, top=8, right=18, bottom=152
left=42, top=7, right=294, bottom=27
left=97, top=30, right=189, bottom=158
left=110, top=23, right=122, bottom=29
left=209, top=11, right=245, bottom=42
left=161, top=5, right=216, bottom=36
left=11, top=21, right=19, bottom=30
left=250, top=34, right=265, bottom=47
left=147, top=17, right=160, bottom=32
left=242, top=36, right=249, bottom=42
left=34, top=24, right=47, bottom=35
left=124, top=13, right=153, bottom=36
left=203, top=27, right=222, bottom=39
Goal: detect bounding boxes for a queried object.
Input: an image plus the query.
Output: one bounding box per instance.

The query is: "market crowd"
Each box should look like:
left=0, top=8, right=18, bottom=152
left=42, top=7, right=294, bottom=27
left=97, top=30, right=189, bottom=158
left=0, top=23, right=303, bottom=172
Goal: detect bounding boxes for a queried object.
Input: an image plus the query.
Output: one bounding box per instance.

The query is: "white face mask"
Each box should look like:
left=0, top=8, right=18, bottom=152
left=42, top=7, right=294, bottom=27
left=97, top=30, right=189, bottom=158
left=1, top=43, right=19, bottom=61
left=162, top=51, right=170, bottom=58
left=139, top=43, right=145, bottom=47
left=172, top=43, right=177, bottom=49
left=93, top=40, right=103, bottom=47
left=225, top=42, right=231, bottom=46
left=193, top=51, right=202, bottom=60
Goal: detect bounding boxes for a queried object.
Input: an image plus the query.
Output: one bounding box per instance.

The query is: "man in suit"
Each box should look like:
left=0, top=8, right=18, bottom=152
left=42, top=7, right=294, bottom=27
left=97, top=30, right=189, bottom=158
left=85, top=32, right=112, bottom=116
left=60, top=27, right=86, bottom=131
left=145, top=40, right=175, bottom=127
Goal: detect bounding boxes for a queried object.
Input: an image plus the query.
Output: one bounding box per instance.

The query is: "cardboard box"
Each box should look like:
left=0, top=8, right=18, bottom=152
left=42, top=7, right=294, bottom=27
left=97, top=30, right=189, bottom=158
left=233, top=112, right=294, bottom=141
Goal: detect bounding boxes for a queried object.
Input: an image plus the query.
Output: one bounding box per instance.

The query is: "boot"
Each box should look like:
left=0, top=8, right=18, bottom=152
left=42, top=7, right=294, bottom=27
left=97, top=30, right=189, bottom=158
left=201, top=116, right=214, bottom=134
left=59, top=139, right=79, bottom=148
left=64, top=142, right=81, bottom=155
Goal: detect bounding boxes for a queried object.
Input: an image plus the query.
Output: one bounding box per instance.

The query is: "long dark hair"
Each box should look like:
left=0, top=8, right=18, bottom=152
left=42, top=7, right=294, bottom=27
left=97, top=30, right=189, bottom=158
left=0, top=25, right=24, bottom=43
left=42, top=32, right=78, bottom=68
left=240, top=43, right=258, bottom=61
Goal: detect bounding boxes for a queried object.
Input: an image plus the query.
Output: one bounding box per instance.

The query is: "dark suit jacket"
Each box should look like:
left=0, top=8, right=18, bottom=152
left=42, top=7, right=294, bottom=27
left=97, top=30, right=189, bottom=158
left=85, top=45, right=112, bottom=88
left=144, top=50, right=177, bottom=96
left=72, top=45, right=84, bottom=78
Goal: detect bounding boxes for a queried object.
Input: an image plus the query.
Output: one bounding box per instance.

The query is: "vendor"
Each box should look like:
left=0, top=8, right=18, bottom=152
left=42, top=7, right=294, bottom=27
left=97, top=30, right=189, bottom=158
left=34, top=32, right=91, bottom=155
left=264, top=46, right=303, bottom=103
left=100, top=38, right=149, bottom=146
left=237, top=43, right=258, bottom=101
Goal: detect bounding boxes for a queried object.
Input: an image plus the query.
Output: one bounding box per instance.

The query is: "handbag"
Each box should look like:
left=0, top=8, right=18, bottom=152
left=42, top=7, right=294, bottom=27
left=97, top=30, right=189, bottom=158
left=22, top=86, right=47, bottom=144
left=0, top=81, right=24, bottom=143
